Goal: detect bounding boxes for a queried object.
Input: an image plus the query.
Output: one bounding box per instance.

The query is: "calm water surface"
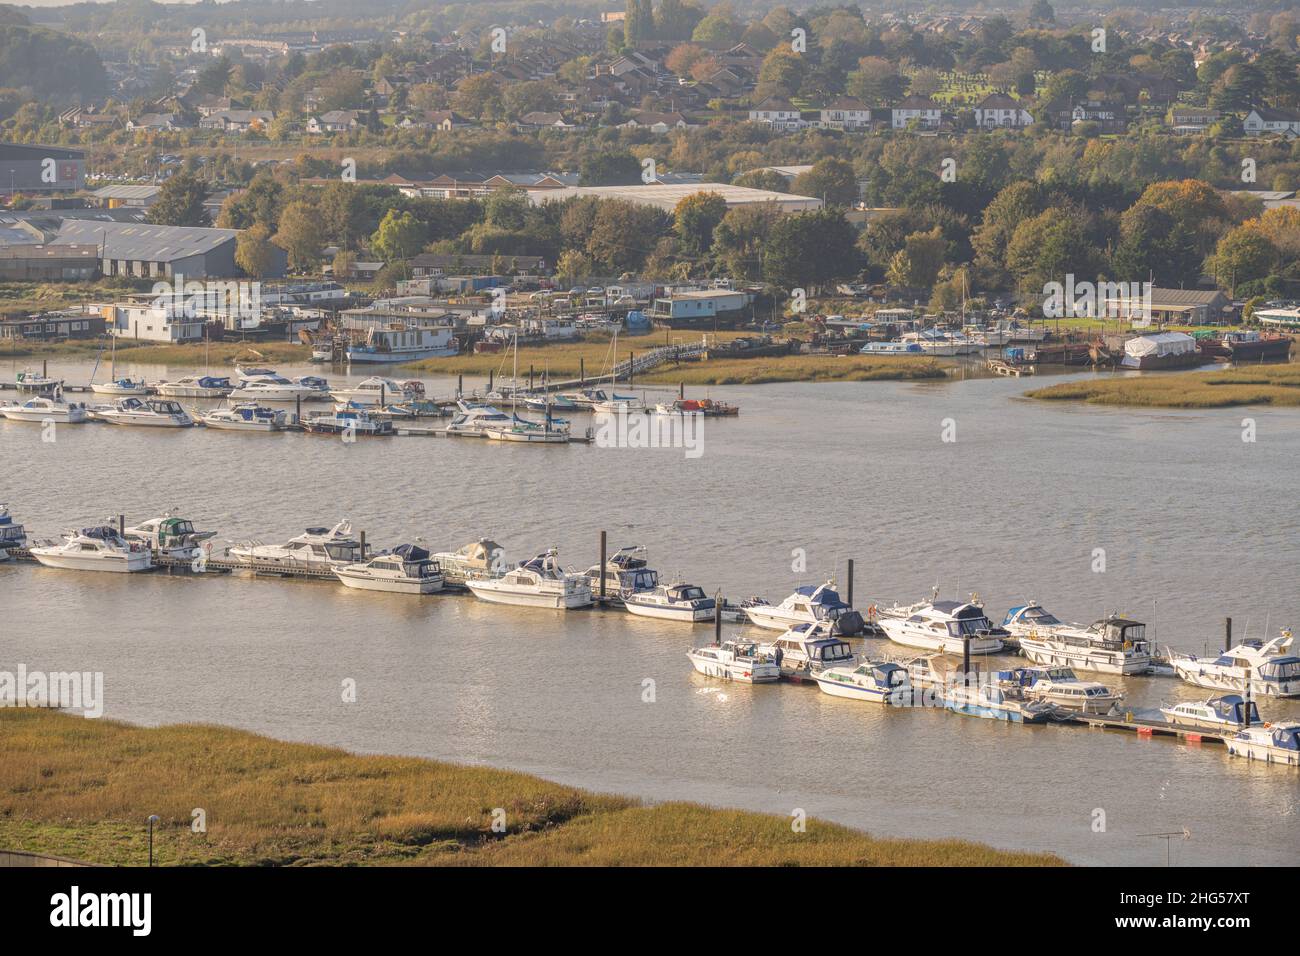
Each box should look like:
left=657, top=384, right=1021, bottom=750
left=2, top=356, right=1298, bottom=865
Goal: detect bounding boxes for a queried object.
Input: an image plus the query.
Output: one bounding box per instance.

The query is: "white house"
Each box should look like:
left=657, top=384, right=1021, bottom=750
left=1244, top=106, right=1300, bottom=137
left=819, top=97, right=872, bottom=130
left=621, top=112, right=689, bottom=134
left=749, top=97, right=803, bottom=132
left=307, top=110, right=360, bottom=133
left=102, top=303, right=206, bottom=343
left=891, top=96, right=942, bottom=130
left=973, top=93, right=1033, bottom=129
left=199, top=110, right=274, bottom=133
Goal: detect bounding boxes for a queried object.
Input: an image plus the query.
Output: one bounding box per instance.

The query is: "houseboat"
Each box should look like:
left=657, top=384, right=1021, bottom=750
left=345, top=324, right=458, bottom=363
left=1120, top=331, right=1202, bottom=370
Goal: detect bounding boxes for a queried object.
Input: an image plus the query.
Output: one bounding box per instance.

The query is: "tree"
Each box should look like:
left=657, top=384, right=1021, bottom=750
left=453, top=74, right=504, bottom=120
left=674, top=191, right=728, bottom=257
left=556, top=249, right=594, bottom=284
left=847, top=57, right=907, bottom=105
left=1208, top=227, right=1278, bottom=296
left=792, top=159, right=859, bottom=207
left=970, top=181, right=1043, bottom=281
left=146, top=172, right=209, bottom=227
left=625, top=0, right=654, bottom=46
left=712, top=203, right=779, bottom=280
left=317, top=182, right=367, bottom=248
left=332, top=249, right=356, bottom=280
left=1131, top=179, right=1230, bottom=258
left=371, top=209, right=424, bottom=263
left=235, top=223, right=277, bottom=279
left=1028, top=0, right=1055, bottom=25
left=579, top=150, right=642, bottom=186
left=762, top=209, right=860, bottom=291
left=886, top=227, right=948, bottom=289
left=274, top=202, right=325, bottom=271
left=585, top=200, right=668, bottom=272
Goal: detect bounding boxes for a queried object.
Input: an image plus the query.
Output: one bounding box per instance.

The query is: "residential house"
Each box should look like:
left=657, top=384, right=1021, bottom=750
left=891, top=96, right=942, bottom=130
left=127, top=113, right=193, bottom=131
left=307, top=110, right=360, bottom=133
left=819, top=97, right=872, bottom=130
left=621, top=111, right=689, bottom=133
left=199, top=110, right=274, bottom=133
left=1244, top=106, right=1300, bottom=137
left=517, top=112, right=575, bottom=130
left=1168, top=107, right=1220, bottom=134
left=399, top=110, right=475, bottom=132
left=749, top=96, right=802, bottom=131
left=972, top=93, right=1033, bottom=129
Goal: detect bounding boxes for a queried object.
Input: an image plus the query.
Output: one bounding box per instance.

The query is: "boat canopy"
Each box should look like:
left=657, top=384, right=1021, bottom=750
left=1003, top=604, right=1062, bottom=627
left=1209, top=696, right=1259, bottom=724
left=797, top=584, right=847, bottom=608
left=1257, top=657, right=1300, bottom=681
left=1271, top=725, right=1300, bottom=750
left=391, top=543, right=431, bottom=562
left=81, top=526, right=121, bottom=540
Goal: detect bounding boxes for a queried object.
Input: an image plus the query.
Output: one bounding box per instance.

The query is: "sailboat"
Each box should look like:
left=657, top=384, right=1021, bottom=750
left=91, top=334, right=149, bottom=395
left=481, top=331, right=569, bottom=443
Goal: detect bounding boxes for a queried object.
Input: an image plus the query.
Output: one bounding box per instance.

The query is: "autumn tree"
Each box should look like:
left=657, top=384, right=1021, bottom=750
left=674, top=191, right=728, bottom=257
left=146, top=172, right=209, bottom=227
left=273, top=201, right=325, bottom=271
left=235, top=223, right=277, bottom=278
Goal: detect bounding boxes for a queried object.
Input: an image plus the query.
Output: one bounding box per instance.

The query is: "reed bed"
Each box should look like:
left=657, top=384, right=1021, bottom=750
left=1026, top=365, right=1300, bottom=409
left=0, top=711, right=1060, bottom=867
left=640, top=355, right=950, bottom=386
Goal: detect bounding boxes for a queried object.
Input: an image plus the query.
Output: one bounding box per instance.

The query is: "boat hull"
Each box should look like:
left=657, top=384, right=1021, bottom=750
left=466, top=581, right=593, bottom=609
left=879, top=621, right=1003, bottom=655
left=1226, top=739, right=1300, bottom=765
left=687, top=656, right=779, bottom=683
left=333, top=569, right=444, bottom=594
left=201, top=417, right=281, bottom=431
left=96, top=415, right=192, bottom=427
left=1170, top=664, right=1300, bottom=698
left=1, top=408, right=87, bottom=423
left=624, top=600, right=714, bottom=622
left=813, top=675, right=897, bottom=702
left=345, top=347, right=458, bottom=363
left=944, top=698, right=1048, bottom=723
left=1018, top=638, right=1151, bottom=675
left=29, top=549, right=152, bottom=573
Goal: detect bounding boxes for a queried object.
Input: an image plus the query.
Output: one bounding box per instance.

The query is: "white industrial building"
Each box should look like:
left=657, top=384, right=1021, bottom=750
left=526, top=183, right=822, bottom=214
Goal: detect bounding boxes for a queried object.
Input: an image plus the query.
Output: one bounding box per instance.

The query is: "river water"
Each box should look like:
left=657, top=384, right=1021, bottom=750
left=2, top=356, right=1297, bottom=866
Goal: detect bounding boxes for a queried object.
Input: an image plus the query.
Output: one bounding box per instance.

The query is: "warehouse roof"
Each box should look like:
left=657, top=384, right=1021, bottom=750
left=526, top=182, right=822, bottom=213
left=0, top=142, right=85, bottom=161
left=91, top=184, right=161, bottom=201
left=0, top=243, right=100, bottom=260
left=53, top=219, right=236, bottom=261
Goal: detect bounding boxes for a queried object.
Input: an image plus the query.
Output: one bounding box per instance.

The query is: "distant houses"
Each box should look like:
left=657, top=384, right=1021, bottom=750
left=1244, top=106, right=1300, bottom=137
left=973, top=93, right=1033, bottom=129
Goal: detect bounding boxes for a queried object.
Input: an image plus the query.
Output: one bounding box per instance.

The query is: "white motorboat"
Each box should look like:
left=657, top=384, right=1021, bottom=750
left=14, top=368, right=61, bottom=396
left=1225, top=721, right=1300, bottom=766
left=859, top=341, right=925, bottom=355
left=29, top=526, right=152, bottom=573
left=0, top=505, right=27, bottom=559
left=759, top=620, right=856, bottom=679
left=877, top=599, right=1006, bottom=654
left=124, top=514, right=216, bottom=560
left=742, top=580, right=865, bottom=635
left=592, top=396, right=646, bottom=414
left=328, top=377, right=422, bottom=405
left=1016, top=666, right=1123, bottom=715
left=333, top=544, right=445, bottom=594
left=1003, top=605, right=1153, bottom=675
left=0, top=397, right=89, bottom=423
left=1169, top=631, right=1300, bottom=698
left=156, top=375, right=234, bottom=398
left=483, top=421, right=569, bottom=442
left=585, top=545, right=659, bottom=598
left=201, top=403, right=287, bottom=431
left=814, top=660, right=911, bottom=702
left=444, top=401, right=513, bottom=436
left=556, top=387, right=638, bottom=409
left=465, top=548, right=593, bottom=609
left=91, top=397, right=194, bottom=427
left=1160, top=696, right=1261, bottom=732
left=623, top=582, right=715, bottom=622
left=942, top=676, right=1058, bottom=723
left=302, top=407, right=393, bottom=436
left=687, top=640, right=780, bottom=683
left=228, top=520, right=365, bottom=570
left=230, top=375, right=325, bottom=402
left=90, top=377, right=149, bottom=396
left=432, top=538, right=506, bottom=587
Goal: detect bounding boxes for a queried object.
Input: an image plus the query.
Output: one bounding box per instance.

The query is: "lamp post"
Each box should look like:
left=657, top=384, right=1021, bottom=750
left=147, top=814, right=160, bottom=867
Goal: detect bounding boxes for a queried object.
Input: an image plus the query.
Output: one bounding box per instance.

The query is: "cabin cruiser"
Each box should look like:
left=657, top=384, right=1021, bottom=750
left=465, top=548, right=593, bottom=609
left=303, top=407, right=393, bottom=436
left=1225, top=721, right=1300, bottom=766
left=624, top=582, right=715, bottom=622
left=878, top=599, right=1006, bottom=654
left=231, top=375, right=327, bottom=402
left=1016, top=667, right=1123, bottom=715
left=156, top=376, right=234, bottom=398
left=686, top=640, right=780, bottom=683
left=1169, top=631, right=1300, bottom=698
left=483, top=419, right=570, bottom=442
left=743, top=580, right=865, bottom=635
left=557, top=387, right=638, bottom=409
left=1004, top=606, right=1152, bottom=675
left=0, top=505, right=27, bottom=559
left=124, top=515, right=216, bottom=560
left=942, top=675, right=1059, bottom=723
left=444, top=401, right=514, bottom=436
left=91, top=398, right=194, bottom=427
left=759, top=620, right=856, bottom=679
left=814, top=660, right=911, bottom=702
left=29, top=526, right=152, bottom=573
left=901, top=329, right=978, bottom=356
left=523, top=394, right=581, bottom=413
left=333, top=545, right=445, bottom=594
left=859, top=341, right=924, bottom=355
left=228, top=520, right=364, bottom=570
left=585, top=545, right=659, bottom=598
left=1160, top=696, right=1261, bottom=732
left=201, top=403, right=287, bottom=431
left=592, top=396, right=646, bottom=414
left=328, top=377, right=422, bottom=405
left=0, top=396, right=89, bottom=423
left=432, top=538, right=505, bottom=587
left=90, top=377, right=149, bottom=396
left=14, top=368, right=60, bottom=395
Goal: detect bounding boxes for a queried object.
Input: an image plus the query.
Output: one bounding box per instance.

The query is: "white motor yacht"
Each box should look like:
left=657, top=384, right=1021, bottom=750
left=14, top=368, right=61, bottom=395
left=432, top=538, right=506, bottom=587
left=623, top=582, right=715, bottom=622
left=942, top=675, right=1058, bottom=723
left=228, top=520, right=365, bottom=570
left=333, top=544, right=445, bottom=594
left=328, top=377, right=420, bottom=405
left=878, top=599, right=1006, bottom=655
left=1003, top=605, right=1153, bottom=675
left=91, top=397, right=194, bottom=427
left=687, top=640, right=780, bottom=683
left=0, top=397, right=89, bottom=423
left=1160, top=696, right=1261, bottom=732
left=585, top=545, right=659, bottom=598
left=156, top=376, right=234, bottom=398
left=229, top=375, right=324, bottom=402
left=1016, top=666, right=1123, bottom=715
left=125, top=515, right=216, bottom=560
left=1169, top=631, right=1300, bottom=698
left=201, top=403, right=286, bottom=431
left=742, top=579, right=865, bottom=635
left=0, top=505, right=28, bottom=559
left=814, top=660, right=911, bottom=702
left=29, top=526, right=152, bottom=573
left=444, top=401, right=515, bottom=436
left=1225, top=721, right=1300, bottom=766
left=758, top=620, right=856, bottom=679
left=465, top=548, right=593, bottom=609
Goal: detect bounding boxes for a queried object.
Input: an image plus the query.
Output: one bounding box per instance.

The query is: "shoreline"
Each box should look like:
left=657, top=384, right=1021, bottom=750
left=0, top=710, right=1061, bottom=867
left=1026, top=365, right=1300, bottom=409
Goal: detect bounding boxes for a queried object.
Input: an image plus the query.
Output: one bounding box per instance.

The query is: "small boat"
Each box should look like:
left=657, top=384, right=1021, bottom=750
left=0, top=397, right=89, bottom=423
left=1017, top=667, right=1123, bottom=715
left=585, top=545, right=659, bottom=598
left=333, top=544, right=445, bottom=594
left=29, top=526, right=152, bottom=573
left=860, top=341, right=924, bottom=355
left=156, top=376, right=234, bottom=398
left=942, top=677, right=1058, bottom=723
left=229, top=375, right=324, bottom=402
left=653, top=398, right=740, bottom=417
left=124, top=514, right=216, bottom=560
left=523, top=394, right=581, bottom=413
left=557, top=387, right=638, bottom=409
left=1003, top=606, right=1152, bottom=675
left=90, top=377, right=149, bottom=396
left=432, top=539, right=506, bottom=588
left=465, top=548, right=593, bottom=609
left=986, top=347, right=1036, bottom=376
left=303, top=407, right=393, bottom=436
left=483, top=418, right=570, bottom=442
left=904, top=653, right=957, bottom=692
left=228, top=520, right=364, bottom=570
left=1197, top=329, right=1292, bottom=363
left=878, top=598, right=1006, bottom=654
left=201, top=403, right=287, bottom=431
left=91, top=398, right=194, bottom=427
left=14, top=368, right=61, bottom=396
left=814, top=659, right=911, bottom=702
left=1169, top=631, right=1300, bottom=698
left=311, top=344, right=334, bottom=363
left=444, top=401, right=515, bottom=436
left=742, top=580, right=865, bottom=635
left=1225, top=721, right=1300, bottom=766
left=623, top=582, right=715, bottom=622
left=1160, top=695, right=1261, bottom=732
left=328, top=377, right=422, bottom=405
left=760, top=620, right=856, bottom=679
left=0, top=505, right=28, bottom=559
left=592, top=396, right=646, bottom=414
left=687, top=640, right=781, bottom=683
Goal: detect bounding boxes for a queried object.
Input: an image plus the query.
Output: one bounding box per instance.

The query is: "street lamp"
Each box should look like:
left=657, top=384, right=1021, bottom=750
left=147, top=814, right=160, bottom=867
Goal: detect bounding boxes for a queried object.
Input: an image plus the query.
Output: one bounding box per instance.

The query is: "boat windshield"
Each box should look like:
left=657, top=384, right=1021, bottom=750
left=678, top=586, right=706, bottom=600
left=1260, top=659, right=1300, bottom=681
left=948, top=616, right=993, bottom=637
left=326, top=543, right=359, bottom=560
left=1022, top=607, right=1061, bottom=625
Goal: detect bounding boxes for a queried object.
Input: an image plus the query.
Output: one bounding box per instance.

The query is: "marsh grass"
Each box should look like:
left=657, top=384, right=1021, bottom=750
left=1026, top=365, right=1300, bottom=409
left=0, top=339, right=312, bottom=365
left=640, top=355, right=950, bottom=386
left=0, top=711, right=1060, bottom=867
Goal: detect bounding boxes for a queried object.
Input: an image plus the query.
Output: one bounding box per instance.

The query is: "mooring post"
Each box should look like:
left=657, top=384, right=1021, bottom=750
left=580, top=358, right=585, bottom=386
left=380, top=383, right=385, bottom=407
left=628, top=351, right=634, bottom=388
left=1225, top=616, right=1232, bottom=652
left=963, top=635, right=971, bottom=687
left=846, top=559, right=854, bottom=608
left=488, top=370, right=494, bottom=393
left=295, top=394, right=302, bottom=424
left=599, top=530, right=607, bottom=602
left=118, top=514, right=125, bottom=537
left=715, top=591, right=723, bottom=645
left=679, top=381, right=684, bottom=399
left=457, top=374, right=463, bottom=397
left=360, top=530, right=366, bottom=559
left=529, top=365, right=534, bottom=391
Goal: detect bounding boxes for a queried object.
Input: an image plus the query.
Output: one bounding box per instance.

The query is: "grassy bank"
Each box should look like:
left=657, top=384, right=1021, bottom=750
left=1026, top=365, right=1300, bottom=409
left=0, top=710, right=1060, bottom=867
left=640, top=355, right=949, bottom=386
left=0, top=339, right=312, bottom=365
